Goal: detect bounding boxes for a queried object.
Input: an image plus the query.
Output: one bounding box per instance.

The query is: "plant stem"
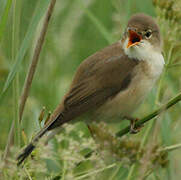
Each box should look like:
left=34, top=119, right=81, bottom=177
left=61, top=160, right=67, bottom=180
left=0, top=0, right=13, bottom=42
left=3, top=0, right=21, bottom=163
left=75, top=163, right=116, bottom=180
left=126, top=164, right=136, bottom=180
left=167, top=62, right=181, bottom=68
left=159, top=143, right=181, bottom=152
left=19, top=0, right=56, bottom=122
left=116, top=91, right=181, bottom=137
left=3, top=121, right=15, bottom=162
left=12, top=0, right=21, bottom=146
left=108, top=162, right=122, bottom=180
left=77, top=0, right=114, bottom=44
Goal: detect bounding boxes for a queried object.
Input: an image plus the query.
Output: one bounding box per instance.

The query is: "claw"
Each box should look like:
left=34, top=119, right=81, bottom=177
left=123, top=116, right=143, bottom=134
left=130, top=119, right=141, bottom=134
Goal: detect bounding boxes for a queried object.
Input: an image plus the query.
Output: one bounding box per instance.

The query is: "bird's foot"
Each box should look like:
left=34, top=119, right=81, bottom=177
left=87, top=124, right=94, bottom=137
left=130, top=118, right=141, bottom=134
left=123, top=116, right=143, bottom=134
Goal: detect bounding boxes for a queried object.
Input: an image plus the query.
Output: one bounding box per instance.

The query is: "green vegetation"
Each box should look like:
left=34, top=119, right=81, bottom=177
left=0, top=0, right=181, bottom=179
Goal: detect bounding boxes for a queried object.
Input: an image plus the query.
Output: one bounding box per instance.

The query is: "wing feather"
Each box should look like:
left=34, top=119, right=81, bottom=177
left=63, top=54, right=138, bottom=119
left=49, top=43, right=139, bottom=129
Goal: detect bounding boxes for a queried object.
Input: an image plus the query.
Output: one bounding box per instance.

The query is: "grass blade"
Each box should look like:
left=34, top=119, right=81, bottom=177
left=1, top=0, right=50, bottom=97
left=0, top=0, right=13, bottom=42
left=77, top=0, right=114, bottom=44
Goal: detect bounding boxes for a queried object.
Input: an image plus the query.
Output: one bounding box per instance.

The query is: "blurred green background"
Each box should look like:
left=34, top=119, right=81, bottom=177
left=0, top=0, right=181, bottom=179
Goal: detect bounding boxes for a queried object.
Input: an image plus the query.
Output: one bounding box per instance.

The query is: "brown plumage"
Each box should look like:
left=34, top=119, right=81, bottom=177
left=17, top=13, right=164, bottom=166
left=48, top=42, right=139, bottom=129
left=17, top=43, right=138, bottom=165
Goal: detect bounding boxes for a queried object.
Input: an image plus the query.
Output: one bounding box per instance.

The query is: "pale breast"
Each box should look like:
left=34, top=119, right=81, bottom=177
left=97, top=59, right=163, bottom=119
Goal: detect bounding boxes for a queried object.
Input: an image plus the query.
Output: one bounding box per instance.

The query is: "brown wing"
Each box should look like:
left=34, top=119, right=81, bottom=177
left=17, top=43, right=139, bottom=165
left=48, top=43, right=139, bottom=129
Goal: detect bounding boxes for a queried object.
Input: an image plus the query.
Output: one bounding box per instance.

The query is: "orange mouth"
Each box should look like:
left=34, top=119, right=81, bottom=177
left=127, top=29, right=142, bottom=48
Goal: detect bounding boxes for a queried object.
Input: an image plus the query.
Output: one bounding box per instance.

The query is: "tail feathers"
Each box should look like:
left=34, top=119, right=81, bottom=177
left=17, top=124, right=50, bottom=166
left=17, top=113, right=64, bottom=166
left=17, top=143, right=35, bottom=166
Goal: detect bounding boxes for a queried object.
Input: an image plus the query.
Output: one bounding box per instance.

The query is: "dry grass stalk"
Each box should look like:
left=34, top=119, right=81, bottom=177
left=2, top=0, right=57, bottom=167
left=19, top=0, right=57, bottom=122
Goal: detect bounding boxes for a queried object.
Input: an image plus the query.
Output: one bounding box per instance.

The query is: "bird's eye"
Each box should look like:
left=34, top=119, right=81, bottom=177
left=145, top=30, right=152, bottom=39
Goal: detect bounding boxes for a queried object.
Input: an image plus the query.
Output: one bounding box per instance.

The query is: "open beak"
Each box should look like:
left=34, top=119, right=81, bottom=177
left=127, top=29, right=142, bottom=48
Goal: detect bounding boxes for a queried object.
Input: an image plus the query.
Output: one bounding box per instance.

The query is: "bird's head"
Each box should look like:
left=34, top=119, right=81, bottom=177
left=122, top=13, right=162, bottom=61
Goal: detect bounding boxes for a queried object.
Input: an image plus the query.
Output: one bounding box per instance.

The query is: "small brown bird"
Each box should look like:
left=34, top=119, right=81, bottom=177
left=17, top=13, right=164, bottom=165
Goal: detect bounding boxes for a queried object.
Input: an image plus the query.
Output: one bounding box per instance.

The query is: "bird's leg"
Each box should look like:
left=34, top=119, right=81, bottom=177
left=123, top=116, right=143, bottom=134
left=87, top=124, right=95, bottom=138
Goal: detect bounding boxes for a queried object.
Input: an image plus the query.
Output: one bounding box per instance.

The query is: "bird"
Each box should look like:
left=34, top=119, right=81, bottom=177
left=17, top=13, right=164, bottom=166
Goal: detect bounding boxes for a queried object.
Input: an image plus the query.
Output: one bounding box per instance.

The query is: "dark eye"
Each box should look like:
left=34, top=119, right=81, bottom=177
left=145, top=30, right=152, bottom=39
